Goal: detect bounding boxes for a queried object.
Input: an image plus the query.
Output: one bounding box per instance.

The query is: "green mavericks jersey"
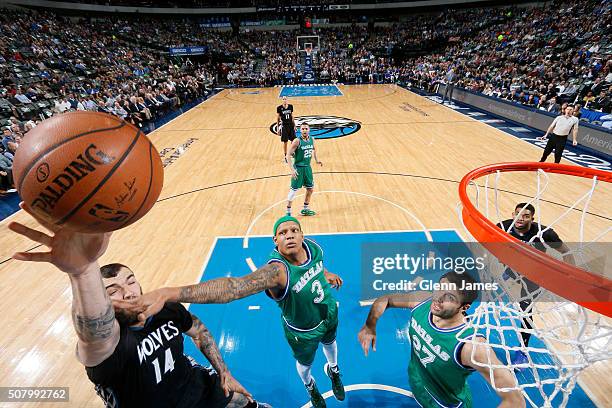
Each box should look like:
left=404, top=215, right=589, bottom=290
left=408, top=299, right=484, bottom=407
left=266, top=238, right=336, bottom=331
left=293, top=136, right=314, bottom=167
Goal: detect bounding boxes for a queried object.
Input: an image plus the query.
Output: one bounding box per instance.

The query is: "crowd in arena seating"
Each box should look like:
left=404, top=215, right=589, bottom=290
left=1, top=0, right=611, bottom=192
left=400, top=1, right=611, bottom=116
left=0, top=9, right=218, bottom=192
left=229, top=7, right=514, bottom=87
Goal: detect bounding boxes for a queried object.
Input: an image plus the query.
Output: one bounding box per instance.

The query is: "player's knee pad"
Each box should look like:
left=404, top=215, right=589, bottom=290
left=287, top=189, right=297, bottom=201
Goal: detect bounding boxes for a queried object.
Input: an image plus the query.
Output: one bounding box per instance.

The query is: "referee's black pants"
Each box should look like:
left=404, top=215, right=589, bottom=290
left=539, top=133, right=568, bottom=163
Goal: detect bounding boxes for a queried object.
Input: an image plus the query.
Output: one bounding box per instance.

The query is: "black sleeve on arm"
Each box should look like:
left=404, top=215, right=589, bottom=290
left=85, top=324, right=132, bottom=385
left=497, top=220, right=510, bottom=230
left=542, top=227, right=563, bottom=249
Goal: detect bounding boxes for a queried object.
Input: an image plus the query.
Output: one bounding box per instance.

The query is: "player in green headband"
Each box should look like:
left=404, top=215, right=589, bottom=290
left=116, top=216, right=345, bottom=408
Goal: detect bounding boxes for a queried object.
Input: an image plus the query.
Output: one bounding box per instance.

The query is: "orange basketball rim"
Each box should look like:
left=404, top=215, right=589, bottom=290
left=459, top=162, right=612, bottom=318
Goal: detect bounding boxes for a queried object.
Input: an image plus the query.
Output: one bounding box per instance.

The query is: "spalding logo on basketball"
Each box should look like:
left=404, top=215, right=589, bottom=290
left=270, top=115, right=361, bottom=140
left=12, top=111, right=164, bottom=233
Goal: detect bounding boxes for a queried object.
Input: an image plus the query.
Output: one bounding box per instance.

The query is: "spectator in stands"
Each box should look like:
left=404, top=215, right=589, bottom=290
left=83, top=97, right=98, bottom=111
left=135, top=97, right=151, bottom=120
left=14, top=88, right=32, bottom=105
left=54, top=98, right=71, bottom=113
left=112, top=101, right=128, bottom=120
left=123, top=99, right=143, bottom=127
left=144, top=93, right=160, bottom=116
left=536, top=95, right=547, bottom=110
left=543, top=96, right=561, bottom=114
left=2, top=128, right=15, bottom=152
left=4, top=135, right=19, bottom=161
left=582, top=91, right=596, bottom=108
left=0, top=150, right=14, bottom=192
left=593, top=90, right=610, bottom=113
left=573, top=104, right=583, bottom=119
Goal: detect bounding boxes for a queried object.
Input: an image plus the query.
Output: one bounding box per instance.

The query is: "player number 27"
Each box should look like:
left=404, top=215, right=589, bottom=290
left=311, top=280, right=324, bottom=304
left=152, top=348, right=175, bottom=384
left=411, top=335, right=436, bottom=367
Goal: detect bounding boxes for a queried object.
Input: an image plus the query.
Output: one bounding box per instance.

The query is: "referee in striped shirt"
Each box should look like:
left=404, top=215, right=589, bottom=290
left=538, top=105, right=579, bottom=163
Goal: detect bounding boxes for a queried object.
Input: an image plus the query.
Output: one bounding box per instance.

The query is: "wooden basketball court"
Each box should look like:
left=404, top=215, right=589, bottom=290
left=0, top=84, right=609, bottom=406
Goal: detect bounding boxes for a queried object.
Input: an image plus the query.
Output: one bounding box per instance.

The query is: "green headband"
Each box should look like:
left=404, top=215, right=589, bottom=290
left=273, top=216, right=301, bottom=235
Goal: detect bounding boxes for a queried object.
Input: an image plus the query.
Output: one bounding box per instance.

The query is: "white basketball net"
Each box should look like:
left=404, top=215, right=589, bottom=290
left=456, top=168, right=612, bottom=408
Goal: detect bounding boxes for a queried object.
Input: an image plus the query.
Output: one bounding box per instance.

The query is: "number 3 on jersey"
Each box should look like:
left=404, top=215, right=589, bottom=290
left=152, top=348, right=175, bottom=384
left=311, top=280, right=324, bottom=304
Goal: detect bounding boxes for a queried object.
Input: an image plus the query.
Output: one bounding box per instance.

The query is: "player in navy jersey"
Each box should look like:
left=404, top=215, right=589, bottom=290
left=277, top=96, right=296, bottom=161
left=497, top=203, right=575, bottom=367
left=8, top=203, right=270, bottom=408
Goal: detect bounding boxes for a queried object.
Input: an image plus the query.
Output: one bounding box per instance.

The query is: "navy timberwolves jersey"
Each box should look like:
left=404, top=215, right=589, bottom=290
left=86, top=303, right=205, bottom=408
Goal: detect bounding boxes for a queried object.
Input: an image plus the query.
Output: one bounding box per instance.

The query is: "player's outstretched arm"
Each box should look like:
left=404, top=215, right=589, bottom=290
left=462, top=338, right=525, bottom=408
left=175, top=262, right=285, bottom=303
left=186, top=313, right=253, bottom=402
left=9, top=202, right=119, bottom=367
left=114, top=262, right=287, bottom=321
left=358, top=291, right=430, bottom=356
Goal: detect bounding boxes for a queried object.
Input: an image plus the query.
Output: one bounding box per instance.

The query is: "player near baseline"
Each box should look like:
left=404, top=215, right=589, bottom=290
left=358, top=271, right=525, bottom=408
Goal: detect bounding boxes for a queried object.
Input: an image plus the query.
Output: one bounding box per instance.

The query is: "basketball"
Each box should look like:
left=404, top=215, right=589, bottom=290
left=12, top=111, right=164, bottom=233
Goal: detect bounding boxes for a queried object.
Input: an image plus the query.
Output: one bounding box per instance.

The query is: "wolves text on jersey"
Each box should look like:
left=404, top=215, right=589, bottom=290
left=137, top=321, right=181, bottom=364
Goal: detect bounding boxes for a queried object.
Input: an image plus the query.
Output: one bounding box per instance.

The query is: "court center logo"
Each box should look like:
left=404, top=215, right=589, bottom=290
left=270, top=115, right=361, bottom=140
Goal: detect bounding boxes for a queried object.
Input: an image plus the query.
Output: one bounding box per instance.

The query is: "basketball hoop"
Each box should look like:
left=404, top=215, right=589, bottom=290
left=456, top=162, right=612, bottom=408
left=459, top=162, right=612, bottom=317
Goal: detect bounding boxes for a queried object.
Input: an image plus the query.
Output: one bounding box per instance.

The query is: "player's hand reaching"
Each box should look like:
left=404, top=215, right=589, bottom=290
left=113, top=287, right=173, bottom=322
left=572, top=139, right=578, bottom=146
left=316, top=160, right=323, bottom=166
left=220, top=371, right=253, bottom=402
left=9, top=202, right=112, bottom=275
left=291, top=168, right=298, bottom=179
left=324, top=270, right=343, bottom=289
left=358, top=325, right=377, bottom=356
left=537, top=135, right=548, bottom=141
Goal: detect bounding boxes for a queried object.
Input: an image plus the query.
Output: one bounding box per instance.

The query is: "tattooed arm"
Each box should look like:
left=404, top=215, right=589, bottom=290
left=8, top=203, right=119, bottom=367
left=69, top=263, right=121, bottom=367
left=186, top=314, right=228, bottom=374
left=185, top=313, right=253, bottom=401
left=175, top=262, right=286, bottom=304
left=114, top=263, right=288, bottom=322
